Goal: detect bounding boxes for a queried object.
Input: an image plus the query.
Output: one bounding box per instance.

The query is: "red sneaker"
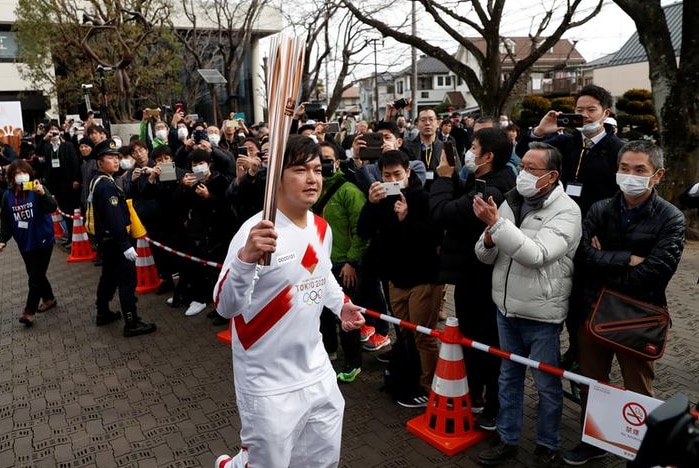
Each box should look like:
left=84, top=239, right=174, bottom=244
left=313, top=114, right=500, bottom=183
left=360, top=325, right=375, bottom=342
left=363, top=333, right=391, bottom=351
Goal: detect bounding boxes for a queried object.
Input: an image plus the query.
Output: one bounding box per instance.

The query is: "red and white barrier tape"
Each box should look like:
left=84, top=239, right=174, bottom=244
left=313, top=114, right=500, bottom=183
left=53, top=205, right=598, bottom=387
left=360, top=308, right=599, bottom=388
left=55, top=208, right=79, bottom=220
left=145, top=236, right=223, bottom=269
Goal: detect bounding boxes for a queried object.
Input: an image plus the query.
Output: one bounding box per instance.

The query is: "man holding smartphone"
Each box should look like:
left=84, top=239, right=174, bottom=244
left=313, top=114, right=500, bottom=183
left=515, top=84, right=625, bottom=375
left=430, top=128, right=516, bottom=430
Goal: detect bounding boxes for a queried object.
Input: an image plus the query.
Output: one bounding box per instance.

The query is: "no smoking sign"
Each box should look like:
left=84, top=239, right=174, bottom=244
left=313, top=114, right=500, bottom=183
left=623, top=402, right=648, bottom=427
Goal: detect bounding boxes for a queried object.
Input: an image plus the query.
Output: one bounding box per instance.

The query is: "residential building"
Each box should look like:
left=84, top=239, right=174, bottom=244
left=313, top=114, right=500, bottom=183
left=455, top=37, right=586, bottom=98
left=357, top=71, right=395, bottom=121
left=335, top=85, right=361, bottom=116
left=591, top=1, right=682, bottom=97
left=392, top=56, right=472, bottom=112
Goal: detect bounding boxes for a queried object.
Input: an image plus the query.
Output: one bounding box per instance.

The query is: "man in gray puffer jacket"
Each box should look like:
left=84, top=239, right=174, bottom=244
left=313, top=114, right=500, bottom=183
left=473, top=141, right=582, bottom=466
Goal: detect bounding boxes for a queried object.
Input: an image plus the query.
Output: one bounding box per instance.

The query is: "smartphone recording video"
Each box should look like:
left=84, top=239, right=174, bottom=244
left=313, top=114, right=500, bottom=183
left=556, top=113, right=584, bottom=128
left=443, top=141, right=456, bottom=167
left=381, top=181, right=402, bottom=196
left=358, top=132, right=384, bottom=161
left=475, top=178, right=487, bottom=199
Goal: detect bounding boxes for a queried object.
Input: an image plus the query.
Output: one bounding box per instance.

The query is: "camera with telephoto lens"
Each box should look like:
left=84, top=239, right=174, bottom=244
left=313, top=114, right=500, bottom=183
left=628, top=393, right=699, bottom=468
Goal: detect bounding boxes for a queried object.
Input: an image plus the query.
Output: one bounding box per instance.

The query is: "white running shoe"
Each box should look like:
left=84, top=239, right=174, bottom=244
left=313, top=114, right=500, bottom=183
left=215, top=449, right=248, bottom=468
left=185, top=301, right=207, bottom=316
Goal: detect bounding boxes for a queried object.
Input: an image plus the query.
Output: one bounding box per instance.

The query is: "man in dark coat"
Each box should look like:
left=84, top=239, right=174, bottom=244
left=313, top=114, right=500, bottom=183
left=430, top=127, right=516, bottom=429
left=91, top=140, right=157, bottom=337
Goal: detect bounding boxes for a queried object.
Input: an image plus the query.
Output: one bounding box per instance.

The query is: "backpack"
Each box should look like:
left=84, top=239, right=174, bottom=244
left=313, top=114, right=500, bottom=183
left=381, top=329, right=423, bottom=401
left=85, top=175, right=110, bottom=236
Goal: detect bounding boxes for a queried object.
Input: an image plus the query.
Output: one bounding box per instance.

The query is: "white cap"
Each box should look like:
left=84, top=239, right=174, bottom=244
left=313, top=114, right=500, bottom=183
left=305, top=119, right=316, bottom=126
left=604, top=117, right=617, bottom=127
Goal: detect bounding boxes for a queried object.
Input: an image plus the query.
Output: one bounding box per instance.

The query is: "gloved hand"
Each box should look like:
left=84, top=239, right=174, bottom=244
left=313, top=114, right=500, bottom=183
left=123, top=247, right=138, bottom=262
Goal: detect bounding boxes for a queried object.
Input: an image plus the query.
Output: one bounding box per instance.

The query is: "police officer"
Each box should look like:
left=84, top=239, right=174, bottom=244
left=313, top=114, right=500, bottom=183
left=92, top=140, right=156, bottom=337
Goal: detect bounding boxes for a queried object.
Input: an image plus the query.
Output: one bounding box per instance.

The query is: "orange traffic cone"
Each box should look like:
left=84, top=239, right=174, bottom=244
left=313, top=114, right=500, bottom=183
left=135, top=237, right=161, bottom=294
left=51, top=211, right=65, bottom=239
left=406, top=317, right=489, bottom=456
left=67, top=209, right=97, bottom=263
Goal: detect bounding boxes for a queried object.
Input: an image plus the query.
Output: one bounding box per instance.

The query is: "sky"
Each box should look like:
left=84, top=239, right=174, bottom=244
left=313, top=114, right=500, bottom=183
left=271, top=0, right=680, bottom=84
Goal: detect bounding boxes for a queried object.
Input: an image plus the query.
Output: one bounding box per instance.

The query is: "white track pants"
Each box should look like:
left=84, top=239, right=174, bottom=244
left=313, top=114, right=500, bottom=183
left=232, top=369, right=344, bottom=468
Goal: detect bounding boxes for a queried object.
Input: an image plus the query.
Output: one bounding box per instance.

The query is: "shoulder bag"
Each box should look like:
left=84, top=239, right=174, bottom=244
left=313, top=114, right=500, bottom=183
left=586, top=287, right=671, bottom=361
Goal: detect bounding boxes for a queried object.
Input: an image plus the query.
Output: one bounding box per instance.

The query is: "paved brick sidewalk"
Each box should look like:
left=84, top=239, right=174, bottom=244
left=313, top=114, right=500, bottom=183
left=1, top=239, right=697, bottom=467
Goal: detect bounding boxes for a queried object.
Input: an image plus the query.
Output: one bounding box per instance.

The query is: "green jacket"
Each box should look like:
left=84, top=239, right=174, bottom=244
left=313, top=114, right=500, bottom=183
left=317, top=170, right=369, bottom=265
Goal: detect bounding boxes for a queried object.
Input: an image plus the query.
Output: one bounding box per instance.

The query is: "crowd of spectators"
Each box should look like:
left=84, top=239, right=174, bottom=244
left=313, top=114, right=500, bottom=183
left=0, top=85, right=691, bottom=466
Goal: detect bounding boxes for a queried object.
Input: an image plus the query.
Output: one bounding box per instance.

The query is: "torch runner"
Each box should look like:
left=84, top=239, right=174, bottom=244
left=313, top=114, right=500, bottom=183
left=261, top=34, right=306, bottom=265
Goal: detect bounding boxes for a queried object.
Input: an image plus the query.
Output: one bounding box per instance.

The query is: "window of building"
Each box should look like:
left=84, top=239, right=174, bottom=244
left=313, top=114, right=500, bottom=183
left=396, top=81, right=404, bottom=95
left=436, top=75, right=453, bottom=87
left=0, top=31, right=20, bottom=61
left=418, top=76, right=432, bottom=90
left=421, top=91, right=429, bottom=99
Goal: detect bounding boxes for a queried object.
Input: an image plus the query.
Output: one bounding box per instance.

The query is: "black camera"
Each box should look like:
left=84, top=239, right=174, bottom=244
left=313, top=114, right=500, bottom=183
left=630, top=393, right=699, bottom=468
left=20, top=137, right=35, bottom=159
left=393, top=98, right=408, bottom=109
left=304, top=103, right=326, bottom=121
left=50, top=131, right=60, bottom=137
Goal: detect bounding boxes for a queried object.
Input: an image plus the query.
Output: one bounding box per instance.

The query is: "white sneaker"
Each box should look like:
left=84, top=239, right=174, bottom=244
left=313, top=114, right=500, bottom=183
left=185, top=301, right=207, bottom=316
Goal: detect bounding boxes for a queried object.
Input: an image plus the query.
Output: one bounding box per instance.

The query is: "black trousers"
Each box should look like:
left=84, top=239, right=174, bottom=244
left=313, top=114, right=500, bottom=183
left=19, top=245, right=55, bottom=313
left=319, top=264, right=362, bottom=368
left=96, top=240, right=137, bottom=315
left=453, top=281, right=501, bottom=417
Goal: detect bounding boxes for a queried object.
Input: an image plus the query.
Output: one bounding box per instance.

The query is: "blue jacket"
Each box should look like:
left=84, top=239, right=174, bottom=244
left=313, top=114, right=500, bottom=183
left=0, top=187, right=57, bottom=252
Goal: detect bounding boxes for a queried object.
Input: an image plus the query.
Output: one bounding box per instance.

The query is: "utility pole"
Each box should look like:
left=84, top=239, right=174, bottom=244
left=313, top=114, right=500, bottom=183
left=367, top=38, right=382, bottom=122
left=411, top=1, right=418, bottom=121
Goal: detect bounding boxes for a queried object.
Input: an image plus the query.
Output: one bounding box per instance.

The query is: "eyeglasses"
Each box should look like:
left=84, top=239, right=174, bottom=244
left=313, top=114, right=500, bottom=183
left=418, top=117, right=437, bottom=123
left=517, top=164, right=549, bottom=173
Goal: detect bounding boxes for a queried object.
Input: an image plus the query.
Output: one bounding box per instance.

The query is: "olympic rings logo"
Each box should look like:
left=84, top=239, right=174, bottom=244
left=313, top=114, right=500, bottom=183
left=303, top=290, right=322, bottom=304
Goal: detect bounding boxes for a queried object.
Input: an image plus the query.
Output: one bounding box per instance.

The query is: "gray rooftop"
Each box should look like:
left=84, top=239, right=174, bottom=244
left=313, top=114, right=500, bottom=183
left=605, top=2, right=682, bottom=67
left=397, top=55, right=450, bottom=75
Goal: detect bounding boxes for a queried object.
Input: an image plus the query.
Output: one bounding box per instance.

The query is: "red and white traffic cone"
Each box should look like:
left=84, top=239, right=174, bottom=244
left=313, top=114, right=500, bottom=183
left=406, top=317, right=489, bottom=456
left=135, top=237, right=161, bottom=294
left=66, top=209, right=96, bottom=263
left=51, top=210, right=65, bottom=239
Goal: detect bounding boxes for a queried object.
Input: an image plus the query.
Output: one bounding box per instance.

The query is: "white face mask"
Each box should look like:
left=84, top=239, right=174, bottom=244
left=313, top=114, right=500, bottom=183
left=177, top=128, right=188, bottom=140
left=516, top=169, right=550, bottom=198
left=208, top=134, right=220, bottom=146
left=192, top=163, right=209, bottom=174
left=15, top=173, right=30, bottom=185
left=120, top=159, right=134, bottom=170
left=616, top=173, right=652, bottom=198
left=576, top=120, right=602, bottom=135
left=155, top=129, right=168, bottom=140
left=464, top=150, right=486, bottom=173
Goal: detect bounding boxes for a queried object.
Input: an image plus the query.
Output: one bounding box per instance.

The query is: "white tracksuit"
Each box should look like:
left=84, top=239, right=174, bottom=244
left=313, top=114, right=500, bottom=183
left=214, top=210, right=346, bottom=468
